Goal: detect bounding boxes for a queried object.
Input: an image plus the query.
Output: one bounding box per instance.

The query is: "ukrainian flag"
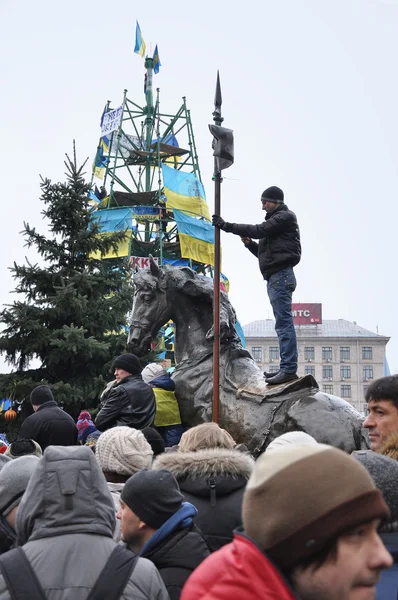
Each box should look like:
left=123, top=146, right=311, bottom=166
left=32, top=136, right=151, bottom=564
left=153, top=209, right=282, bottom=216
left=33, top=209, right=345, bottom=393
left=134, top=21, right=146, bottom=58
left=153, top=45, right=161, bottom=74
left=92, top=136, right=110, bottom=180
left=173, top=209, right=218, bottom=267
left=90, top=208, right=132, bottom=259
left=162, top=164, right=210, bottom=220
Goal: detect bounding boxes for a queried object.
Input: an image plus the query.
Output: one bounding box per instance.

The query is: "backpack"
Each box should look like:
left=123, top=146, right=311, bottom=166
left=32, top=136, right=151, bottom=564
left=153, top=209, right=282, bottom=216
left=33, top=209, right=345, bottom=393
left=0, top=544, right=138, bottom=600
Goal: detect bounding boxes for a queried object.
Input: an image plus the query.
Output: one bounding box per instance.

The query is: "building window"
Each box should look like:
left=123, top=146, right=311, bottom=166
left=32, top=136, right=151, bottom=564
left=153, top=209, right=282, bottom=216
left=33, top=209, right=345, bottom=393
left=322, top=346, right=332, bottom=361
left=268, top=365, right=279, bottom=374
left=269, top=346, right=279, bottom=361
left=304, top=347, right=315, bottom=361
left=323, top=385, right=333, bottom=394
left=362, top=346, right=373, bottom=360
left=341, top=384, right=351, bottom=398
left=340, top=366, right=351, bottom=379
left=363, top=366, right=374, bottom=380
left=340, top=346, right=350, bottom=361
left=305, top=365, right=315, bottom=376
left=322, top=366, right=333, bottom=379
left=251, top=347, right=262, bottom=362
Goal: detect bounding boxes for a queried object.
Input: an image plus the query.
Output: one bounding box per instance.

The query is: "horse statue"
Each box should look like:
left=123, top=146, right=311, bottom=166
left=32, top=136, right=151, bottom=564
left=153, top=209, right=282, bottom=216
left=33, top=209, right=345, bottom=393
left=128, top=259, right=368, bottom=455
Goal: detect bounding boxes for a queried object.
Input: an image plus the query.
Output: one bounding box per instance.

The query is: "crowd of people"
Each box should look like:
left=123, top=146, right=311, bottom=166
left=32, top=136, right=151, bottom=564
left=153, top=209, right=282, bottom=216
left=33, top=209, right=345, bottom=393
left=0, top=353, right=397, bottom=599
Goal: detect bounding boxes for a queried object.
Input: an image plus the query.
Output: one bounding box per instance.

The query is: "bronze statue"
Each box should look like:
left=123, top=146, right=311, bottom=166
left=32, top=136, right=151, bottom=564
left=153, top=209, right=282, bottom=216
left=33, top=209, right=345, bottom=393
left=128, top=259, right=368, bottom=455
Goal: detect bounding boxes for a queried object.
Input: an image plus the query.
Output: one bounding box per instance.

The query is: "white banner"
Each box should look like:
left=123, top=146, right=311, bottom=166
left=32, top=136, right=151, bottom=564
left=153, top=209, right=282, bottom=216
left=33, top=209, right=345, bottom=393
left=110, top=133, right=144, bottom=158
left=101, top=105, right=123, bottom=136
left=130, top=256, right=159, bottom=269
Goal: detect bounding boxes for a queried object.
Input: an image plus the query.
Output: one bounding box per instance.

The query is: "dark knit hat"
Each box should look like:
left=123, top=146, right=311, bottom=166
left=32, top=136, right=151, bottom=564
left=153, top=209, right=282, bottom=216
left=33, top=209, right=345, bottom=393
left=261, top=186, right=284, bottom=204
left=112, top=353, right=142, bottom=375
left=5, top=439, right=42, bottom=459
left=353, top=450, right=398, bottom=526
left=121, top=469, right=183, bottom=529
left=242, top=444, right=389, bottom=570
left=141, top=427, right=165, bottom=457
left=30, top=385, right=54, bottom=406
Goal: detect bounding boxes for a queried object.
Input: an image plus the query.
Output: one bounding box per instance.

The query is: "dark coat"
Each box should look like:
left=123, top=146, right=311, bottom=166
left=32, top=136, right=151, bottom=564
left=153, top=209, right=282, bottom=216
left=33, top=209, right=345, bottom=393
left=143, top=525, right=210, bottom=600
left=0, top=516, right=15, bottom=555
left=154, top=448, right=254, bottom=552
left=18, top=401, right=77, bottom=451
left=377, top=532, right=398, bottom=599
left=225, top=204, right=301, bottom=280
left=95, top=374, right=156, bottom=432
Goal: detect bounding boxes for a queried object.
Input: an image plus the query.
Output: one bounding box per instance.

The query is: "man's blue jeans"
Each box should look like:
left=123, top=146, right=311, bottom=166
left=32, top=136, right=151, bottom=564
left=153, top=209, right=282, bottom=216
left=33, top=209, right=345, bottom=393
left=267, top=267, right=297, bottom=373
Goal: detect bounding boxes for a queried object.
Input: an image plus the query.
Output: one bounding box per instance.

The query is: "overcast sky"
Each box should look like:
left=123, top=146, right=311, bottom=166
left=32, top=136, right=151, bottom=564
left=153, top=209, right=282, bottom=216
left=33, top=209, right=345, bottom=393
left=1, top=0, right=397, bottom=373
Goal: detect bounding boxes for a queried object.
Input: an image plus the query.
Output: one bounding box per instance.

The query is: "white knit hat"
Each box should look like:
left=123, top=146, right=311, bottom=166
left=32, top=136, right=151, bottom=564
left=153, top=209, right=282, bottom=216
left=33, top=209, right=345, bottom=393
left=95, top=427, right=153, bottom=476
left=141, top=363, right=167, bottom=384
left=266, top=431, right=318, bottom=452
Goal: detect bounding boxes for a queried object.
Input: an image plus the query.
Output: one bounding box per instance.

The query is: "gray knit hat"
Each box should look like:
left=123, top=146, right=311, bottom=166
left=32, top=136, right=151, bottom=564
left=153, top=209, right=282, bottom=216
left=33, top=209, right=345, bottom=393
left=266, top=431, right=318, bottom=452
left=0, top=455, right=40, bottom=516
left=353, top=450, right=398, bottom=525
left=95, top=427, right=153, bottom=476
left=141, top=363, right=167, bottom=384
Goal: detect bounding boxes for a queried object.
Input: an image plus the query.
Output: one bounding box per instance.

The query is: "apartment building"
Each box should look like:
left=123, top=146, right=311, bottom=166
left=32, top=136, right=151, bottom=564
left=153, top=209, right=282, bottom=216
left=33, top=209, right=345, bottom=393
left=242, top=318, right=390, bottom=413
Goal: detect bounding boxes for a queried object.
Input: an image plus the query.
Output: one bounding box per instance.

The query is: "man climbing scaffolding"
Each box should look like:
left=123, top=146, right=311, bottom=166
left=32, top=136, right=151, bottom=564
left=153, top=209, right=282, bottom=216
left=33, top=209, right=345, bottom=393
left=212, top=186, right=301, bottom=385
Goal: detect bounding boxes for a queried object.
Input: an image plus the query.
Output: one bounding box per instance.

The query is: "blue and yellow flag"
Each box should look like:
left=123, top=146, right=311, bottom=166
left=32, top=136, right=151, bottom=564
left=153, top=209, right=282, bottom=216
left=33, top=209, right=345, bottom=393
left=161, top=164, right=210, bottom=220
left=173, top=209, right=218, bottom=267
left=134, top=21, right=146, bottom=57
left=92, top=136, right=110, bottom=180
left=153, top=45, right=161, bottom=74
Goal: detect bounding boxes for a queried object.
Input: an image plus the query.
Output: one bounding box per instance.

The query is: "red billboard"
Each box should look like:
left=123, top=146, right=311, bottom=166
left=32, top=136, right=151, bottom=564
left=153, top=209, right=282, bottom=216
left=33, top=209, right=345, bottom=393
left=292, top=303, right=322, bottom=325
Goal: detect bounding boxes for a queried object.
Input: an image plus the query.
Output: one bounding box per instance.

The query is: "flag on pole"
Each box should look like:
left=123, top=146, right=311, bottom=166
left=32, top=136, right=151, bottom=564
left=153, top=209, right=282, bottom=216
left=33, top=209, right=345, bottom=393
left=153, top=45, right=161, bottom=74
left=134, top=21, right=146, bottom=57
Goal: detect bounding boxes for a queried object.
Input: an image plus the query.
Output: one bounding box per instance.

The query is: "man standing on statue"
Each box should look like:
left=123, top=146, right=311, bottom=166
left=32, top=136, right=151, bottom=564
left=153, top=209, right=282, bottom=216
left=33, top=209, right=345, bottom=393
left=212, top=186, right=301, bottom=385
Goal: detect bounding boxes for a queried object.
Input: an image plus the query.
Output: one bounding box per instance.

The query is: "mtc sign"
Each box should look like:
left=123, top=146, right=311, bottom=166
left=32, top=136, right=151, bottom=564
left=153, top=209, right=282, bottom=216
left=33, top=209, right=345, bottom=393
left=292, top=303, right=322, bottom=325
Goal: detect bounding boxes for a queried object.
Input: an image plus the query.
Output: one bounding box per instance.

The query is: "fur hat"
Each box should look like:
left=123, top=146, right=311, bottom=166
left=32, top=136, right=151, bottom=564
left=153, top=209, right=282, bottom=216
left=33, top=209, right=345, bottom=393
left=0, top=456, right=40, bottom=516
left=95, top=426, right=153, bottom=476
left=242, top=444, right=388, bottom=569
left=141, top=363, right=167, bottom=384
left=30, top=385, right=54, bottom=406
left=378, top=431, right=398, bottom=461
left=5, top=439, right=42, bottom=459
left=112, top=353, right=142, bottom=375
left=266, top=431, right=318, bottom=452
left=353, top=450, right=398, bottom=527
left=261, top=186, right=284, bottom=204
left=121, top=469, right=183, bottom=529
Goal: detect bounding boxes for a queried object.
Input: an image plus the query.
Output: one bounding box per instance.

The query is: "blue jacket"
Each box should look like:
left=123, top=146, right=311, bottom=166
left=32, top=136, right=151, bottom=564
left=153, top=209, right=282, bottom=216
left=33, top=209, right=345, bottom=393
left=377, top=532, right=398, bottom=599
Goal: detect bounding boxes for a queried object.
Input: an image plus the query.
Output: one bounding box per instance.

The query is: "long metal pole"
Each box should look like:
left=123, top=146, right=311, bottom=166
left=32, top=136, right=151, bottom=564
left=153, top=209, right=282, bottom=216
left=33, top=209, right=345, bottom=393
left=212, top=72, right=223, bottom=424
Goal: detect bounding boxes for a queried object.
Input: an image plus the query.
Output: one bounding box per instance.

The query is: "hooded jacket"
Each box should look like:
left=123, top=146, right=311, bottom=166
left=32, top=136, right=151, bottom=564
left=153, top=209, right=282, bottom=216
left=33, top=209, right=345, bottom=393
left=154, top=448, right=254, bottom=551
left=224, top=204, right=301, bottom=280
left=0, top=446, right=168, bottom=600
left=181, top=532, right=297, bottom=600
left=141, top=503, right=210, bottom=600
left=18, top=400, right=77, bottom=450
left=96, top=374, right=156, bottom=432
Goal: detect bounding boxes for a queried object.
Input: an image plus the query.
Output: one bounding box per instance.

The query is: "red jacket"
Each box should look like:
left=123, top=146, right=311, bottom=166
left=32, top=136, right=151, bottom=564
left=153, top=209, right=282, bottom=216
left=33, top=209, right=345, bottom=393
left=181, top=533, right=297, bottom=600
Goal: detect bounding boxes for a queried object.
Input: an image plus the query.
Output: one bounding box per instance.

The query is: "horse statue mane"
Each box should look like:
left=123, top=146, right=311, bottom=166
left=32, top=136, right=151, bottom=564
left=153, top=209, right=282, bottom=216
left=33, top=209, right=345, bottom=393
left=129, top=260, right=368, bottom=455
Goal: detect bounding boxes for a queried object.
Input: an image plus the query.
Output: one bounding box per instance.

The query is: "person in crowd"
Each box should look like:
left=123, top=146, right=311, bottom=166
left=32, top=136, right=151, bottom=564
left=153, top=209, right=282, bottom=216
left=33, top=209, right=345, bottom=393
left=117, top=469, right=210, bottom=600
left=76, top=410, right=96, bottom=443
left=0, top=434, right=9, bottom=454
left=95, top=353, right=156, bottom=432
left=141, top=363, right=184, bottom=447
left=265, top=430, right=318, bottom=452
left=0, top=455, right=39, bottom=554
left=212, top=186, right=301, bottom=385
left=181, top=444, right=392, bottom=600
left=4, top=438, right=42, bottom=459
left=363, top=375, right=398, bottom=451
left=353, top=450, right=398, bottom=599
left=96, top=426, right=153, bottom=541
left=82, top=427, right=101, bottom=449
left=154, top=422, right=254, bottom=551
left=0, top=446, right=168, bottom=600
left=142, top=426, right=166, bottom=457
left=18, top=385, right=77, bottom=450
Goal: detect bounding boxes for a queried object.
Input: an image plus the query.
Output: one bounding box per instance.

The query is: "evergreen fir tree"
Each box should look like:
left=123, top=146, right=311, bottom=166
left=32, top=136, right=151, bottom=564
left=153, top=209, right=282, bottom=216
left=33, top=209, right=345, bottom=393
left=0, top=146, right=133, bottom=418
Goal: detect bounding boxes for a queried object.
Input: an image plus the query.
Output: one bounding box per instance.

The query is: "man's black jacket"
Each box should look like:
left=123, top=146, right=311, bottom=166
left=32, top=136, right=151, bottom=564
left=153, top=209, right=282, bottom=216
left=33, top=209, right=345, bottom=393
left=225, top=204, right=301, bottom=280
left=95, top=374, right=156, bottom=431
left=18, top=401, right=77, bottom=451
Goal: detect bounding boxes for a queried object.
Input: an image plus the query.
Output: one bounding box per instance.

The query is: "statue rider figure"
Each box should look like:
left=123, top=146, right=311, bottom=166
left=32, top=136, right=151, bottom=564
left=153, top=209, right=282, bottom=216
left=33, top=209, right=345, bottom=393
left=212, top=186, right=301, bottom=385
